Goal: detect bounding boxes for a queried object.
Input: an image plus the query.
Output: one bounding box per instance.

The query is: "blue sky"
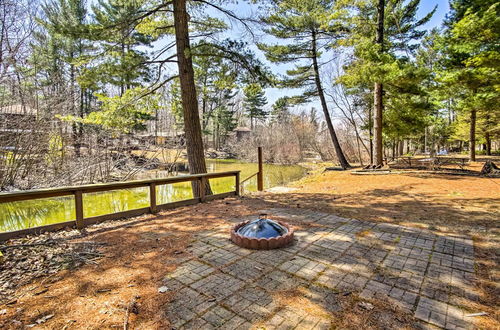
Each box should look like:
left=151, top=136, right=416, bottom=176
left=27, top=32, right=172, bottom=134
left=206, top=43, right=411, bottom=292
left=419, top=0, right=450, bottom=30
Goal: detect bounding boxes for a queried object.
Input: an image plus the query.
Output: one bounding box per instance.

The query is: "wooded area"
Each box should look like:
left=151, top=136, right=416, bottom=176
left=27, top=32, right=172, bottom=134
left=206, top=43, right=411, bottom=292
left=0, top=1, right=499, bottom=328
left=0, top=0, right=498, bottom=191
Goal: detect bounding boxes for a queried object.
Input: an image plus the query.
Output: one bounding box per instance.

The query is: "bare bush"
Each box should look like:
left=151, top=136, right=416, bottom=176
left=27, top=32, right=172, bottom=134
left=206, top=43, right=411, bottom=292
left=231, top=124, right=301, bottom=164
left=231, top=110, right=332, bottom=164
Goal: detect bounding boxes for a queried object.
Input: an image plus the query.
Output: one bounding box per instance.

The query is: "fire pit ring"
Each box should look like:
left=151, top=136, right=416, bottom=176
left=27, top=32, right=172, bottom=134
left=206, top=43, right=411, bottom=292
left=231, top=214, right=294, bottom=250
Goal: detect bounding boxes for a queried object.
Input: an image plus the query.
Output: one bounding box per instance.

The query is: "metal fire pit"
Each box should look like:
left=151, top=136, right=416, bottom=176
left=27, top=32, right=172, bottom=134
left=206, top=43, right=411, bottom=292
left=231, top=214, right=294, bottom=250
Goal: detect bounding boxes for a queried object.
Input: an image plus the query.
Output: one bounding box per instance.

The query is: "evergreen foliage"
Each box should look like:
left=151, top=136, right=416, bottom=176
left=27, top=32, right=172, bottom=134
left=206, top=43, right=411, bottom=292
left=243, top=83, right=268, bottom=129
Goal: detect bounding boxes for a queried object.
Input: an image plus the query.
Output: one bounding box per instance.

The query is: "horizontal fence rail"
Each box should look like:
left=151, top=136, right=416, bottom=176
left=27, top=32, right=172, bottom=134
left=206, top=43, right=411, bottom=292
left=239, top=172, right=258, bottom=195
left=0, top=171, right=240, bottom=241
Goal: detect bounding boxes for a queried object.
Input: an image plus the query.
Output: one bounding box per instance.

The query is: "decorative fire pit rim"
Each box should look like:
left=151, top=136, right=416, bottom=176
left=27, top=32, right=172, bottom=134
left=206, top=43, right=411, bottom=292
left=230, top=219, right=294, bottom=250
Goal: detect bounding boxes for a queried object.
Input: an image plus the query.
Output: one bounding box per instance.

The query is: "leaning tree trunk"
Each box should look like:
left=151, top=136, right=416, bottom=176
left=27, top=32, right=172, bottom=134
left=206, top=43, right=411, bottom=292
left=373, top=0, right=385, bottom=166
left=469, top=108, right=476, bottom=162
left=312, top=31, right=350, bottom=169
left=173, top=0, right=212, bottom=196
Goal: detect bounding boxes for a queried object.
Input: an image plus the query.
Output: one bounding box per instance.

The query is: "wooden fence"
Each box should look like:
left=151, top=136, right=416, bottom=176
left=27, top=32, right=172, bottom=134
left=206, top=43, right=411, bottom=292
left=0, top=171, right=240, bottom=241
left=239, top=146, right=264, bottom=194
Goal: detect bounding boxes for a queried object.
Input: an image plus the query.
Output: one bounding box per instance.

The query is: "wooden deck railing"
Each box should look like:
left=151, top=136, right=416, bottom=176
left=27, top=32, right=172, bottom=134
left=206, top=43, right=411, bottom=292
left=239, top=146, right=264, bottom=195
left=239, top=172, right=258, bottom=195
left=0, top=171, right=240, bottom=241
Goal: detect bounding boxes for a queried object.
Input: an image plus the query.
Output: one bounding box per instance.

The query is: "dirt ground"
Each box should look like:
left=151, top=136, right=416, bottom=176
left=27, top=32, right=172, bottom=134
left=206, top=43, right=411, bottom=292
left=0, top=163, right=499, bottom=329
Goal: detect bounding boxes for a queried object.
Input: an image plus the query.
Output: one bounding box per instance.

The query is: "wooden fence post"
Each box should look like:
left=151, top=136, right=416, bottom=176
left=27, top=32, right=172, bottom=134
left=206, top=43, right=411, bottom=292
left=74, top=190, right=84, bottom=229
left=235, top=172, right=240, bottom=196
left=257, top=146, right=264, bottom=191
left=199, top=177, right=206, bottom=202
left=149, top=183, right=157, bottom=213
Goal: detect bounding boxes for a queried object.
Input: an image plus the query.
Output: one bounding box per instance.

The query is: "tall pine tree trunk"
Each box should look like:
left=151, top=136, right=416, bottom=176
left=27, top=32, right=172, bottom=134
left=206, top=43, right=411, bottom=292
left=311, top=30, right=350, bottom=169
left=368, top=106, right=373, bottom=164
left=469, top=108, right=476, bottom=161
left=173, top=0, right=211, bottom=196
left=373, top=0, right=385, bottom=166
left=485, top=112, right=491, bottom=155
left=485, top=132, right=491, bottom=156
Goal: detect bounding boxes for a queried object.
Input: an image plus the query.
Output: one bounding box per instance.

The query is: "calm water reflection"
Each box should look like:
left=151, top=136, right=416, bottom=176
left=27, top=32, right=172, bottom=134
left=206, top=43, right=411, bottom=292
left=0, top=160, right=306, bottom=232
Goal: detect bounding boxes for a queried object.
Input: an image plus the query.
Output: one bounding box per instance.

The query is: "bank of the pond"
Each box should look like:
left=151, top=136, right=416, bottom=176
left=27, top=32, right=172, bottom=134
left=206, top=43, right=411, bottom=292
left=0, top=159, right=306, bottom=233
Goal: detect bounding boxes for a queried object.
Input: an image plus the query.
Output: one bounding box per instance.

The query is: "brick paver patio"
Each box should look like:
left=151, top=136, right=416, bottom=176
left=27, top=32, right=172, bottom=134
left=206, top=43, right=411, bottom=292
left=162, top=208, right=477, bottom=329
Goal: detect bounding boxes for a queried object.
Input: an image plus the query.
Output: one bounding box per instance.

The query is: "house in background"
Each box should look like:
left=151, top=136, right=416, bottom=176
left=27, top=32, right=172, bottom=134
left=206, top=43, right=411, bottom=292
left=232, top=127, right=251, bottom=142
left=0, top=104, right=39, bottom=150
left=0, top=104, right=38, bottom=124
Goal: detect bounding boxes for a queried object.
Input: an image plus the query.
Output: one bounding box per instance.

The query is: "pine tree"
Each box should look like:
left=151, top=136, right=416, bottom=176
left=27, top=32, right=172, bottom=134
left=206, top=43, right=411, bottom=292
left=243, top=83, right=267, bottom=130
left=258, top=0, right=351, bottom=169
left=92, top=0, right=153, bottom=95
left=90, top=0, right=271, bottom=195
left=438, top=1, right=500, bottom=160
left=172, top=0, right=210, bottom=196
left=37, top=0, right=94, bottom=156
left=271, top=97, right=291, bottom=123
left=338, top=0, right=435, bottom=165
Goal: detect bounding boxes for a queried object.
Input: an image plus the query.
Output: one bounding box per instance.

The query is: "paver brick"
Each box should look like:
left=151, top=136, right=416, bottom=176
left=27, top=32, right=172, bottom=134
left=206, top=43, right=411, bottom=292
left=254, top=270, right=307, bottom=292
left=315, top=267, right=347, bottom=290
left=190, top=273, right=244, bottom=301
left=246, top=248, right=294, bottom=266
left=295, top=260, right=327, bottom=281
left=225, top=285, right=277, bottom=322
left=278, top=255, right=310, bottom=274
left=163, top=207, right=476, bottom=330
left=167, top=260, right=216, bottom=285
left=180, top=317, right=214, bottom=330
left=201, top=305, right=237, bottom=327
left=221, top=257, right=272, bottom=282
left=360, top=280, right=392, bottom=300
left=298, top=243, right=343, bottom=262
left=200, top=248, right=241, bottom=267
left=305, top=285, right=342, bottom=312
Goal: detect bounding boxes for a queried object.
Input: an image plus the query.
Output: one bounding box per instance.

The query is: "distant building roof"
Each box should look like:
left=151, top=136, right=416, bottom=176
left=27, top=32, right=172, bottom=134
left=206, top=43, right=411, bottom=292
left=0, top=104, right=37, bottom=116
left=136, top=131, right=178, bottom=138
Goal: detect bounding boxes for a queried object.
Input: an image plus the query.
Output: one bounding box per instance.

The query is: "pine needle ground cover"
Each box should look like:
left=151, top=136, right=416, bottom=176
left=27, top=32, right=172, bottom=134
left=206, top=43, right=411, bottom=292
left=0, top=169, right=498, bottom=329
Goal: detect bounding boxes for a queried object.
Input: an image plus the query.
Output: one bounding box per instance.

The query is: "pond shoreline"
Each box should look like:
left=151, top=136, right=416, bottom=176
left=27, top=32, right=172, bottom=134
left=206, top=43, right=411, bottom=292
left=0, top=160, right=307, bottom=233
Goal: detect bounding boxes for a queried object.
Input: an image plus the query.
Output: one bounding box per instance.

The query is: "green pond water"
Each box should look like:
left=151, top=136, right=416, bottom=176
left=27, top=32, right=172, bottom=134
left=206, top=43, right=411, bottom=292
left=0, top=160, right=306, bottom=233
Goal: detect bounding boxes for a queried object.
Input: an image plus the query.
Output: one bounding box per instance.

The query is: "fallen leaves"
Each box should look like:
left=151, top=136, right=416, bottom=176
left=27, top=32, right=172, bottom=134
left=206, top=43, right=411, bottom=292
left=0, top=231, right=105, bottom=304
